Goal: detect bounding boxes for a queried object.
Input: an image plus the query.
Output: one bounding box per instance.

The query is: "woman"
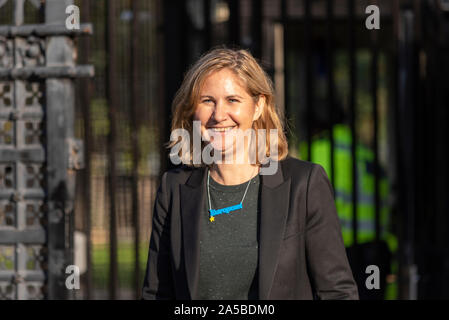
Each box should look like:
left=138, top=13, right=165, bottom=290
left=142, top=48, right=359, bottom=300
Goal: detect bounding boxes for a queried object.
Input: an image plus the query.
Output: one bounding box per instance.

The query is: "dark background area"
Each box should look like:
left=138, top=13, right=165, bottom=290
left=0, top=0, right=448, bottom=300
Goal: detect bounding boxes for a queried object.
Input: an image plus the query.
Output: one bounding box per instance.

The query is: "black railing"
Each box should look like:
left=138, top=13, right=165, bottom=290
left=4, top=0, right=442, bottom=300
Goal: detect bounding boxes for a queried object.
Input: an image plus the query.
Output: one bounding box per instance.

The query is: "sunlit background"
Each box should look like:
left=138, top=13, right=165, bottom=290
left=0, top=0, right=448, bottom=300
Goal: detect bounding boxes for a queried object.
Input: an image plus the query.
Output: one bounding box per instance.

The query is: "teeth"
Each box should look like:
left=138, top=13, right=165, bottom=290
left=211, top=127, right=234, bottom=132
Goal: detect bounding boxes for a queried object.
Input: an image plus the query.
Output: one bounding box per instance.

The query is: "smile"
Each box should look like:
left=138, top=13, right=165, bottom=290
left=209, top=126, right=236, bottom=132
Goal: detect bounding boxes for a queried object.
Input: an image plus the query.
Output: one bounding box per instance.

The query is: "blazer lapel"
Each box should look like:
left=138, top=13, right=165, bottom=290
left=179, top=161, right=291, bottom=300
left=258, top=161, right=291, bottom=299
left=180, top=166, right=206, bottom=300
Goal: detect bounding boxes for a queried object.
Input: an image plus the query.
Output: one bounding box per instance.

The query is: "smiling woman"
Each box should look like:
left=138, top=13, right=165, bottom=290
left=142, top=48, right=359, bottom=300
left=168, top=48, right=288, bottom=175
left=194, top=68, right=265, bottom=161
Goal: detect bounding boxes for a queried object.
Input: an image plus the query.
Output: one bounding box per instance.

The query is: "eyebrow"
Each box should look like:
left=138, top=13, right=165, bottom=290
left=200, top=95, right=244, bottom=99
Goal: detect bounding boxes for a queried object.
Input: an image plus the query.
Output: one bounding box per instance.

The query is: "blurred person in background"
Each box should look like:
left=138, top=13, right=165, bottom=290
left=298, top=79, right=397, bottom=299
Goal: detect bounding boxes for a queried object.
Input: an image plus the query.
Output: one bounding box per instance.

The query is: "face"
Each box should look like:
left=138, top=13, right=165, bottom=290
left=193, top=68, right=264, bottom=159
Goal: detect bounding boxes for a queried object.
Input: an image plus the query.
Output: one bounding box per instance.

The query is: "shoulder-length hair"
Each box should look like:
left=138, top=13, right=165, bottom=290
left=167, top=47, right=289, bottom=166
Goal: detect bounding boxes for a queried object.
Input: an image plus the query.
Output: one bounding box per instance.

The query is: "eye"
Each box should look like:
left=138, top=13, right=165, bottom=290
left=202, top=98, right=214, bottom=104
left=229, top=98, right=240, bottom=103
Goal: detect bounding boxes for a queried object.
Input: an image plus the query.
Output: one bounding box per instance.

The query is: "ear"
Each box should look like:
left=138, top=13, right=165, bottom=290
left=252, top=95, right=265, bottom=122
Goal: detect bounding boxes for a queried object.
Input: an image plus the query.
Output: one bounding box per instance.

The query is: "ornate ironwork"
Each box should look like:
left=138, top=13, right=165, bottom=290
left=0, top=0, right=93, bottom=299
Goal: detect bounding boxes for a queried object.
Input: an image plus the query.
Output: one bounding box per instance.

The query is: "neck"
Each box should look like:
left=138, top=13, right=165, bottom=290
left=209, top=162, right=259, bottom=186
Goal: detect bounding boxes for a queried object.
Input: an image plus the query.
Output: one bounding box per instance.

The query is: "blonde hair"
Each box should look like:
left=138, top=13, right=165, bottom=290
left=167, top=47, right=288, bottom=166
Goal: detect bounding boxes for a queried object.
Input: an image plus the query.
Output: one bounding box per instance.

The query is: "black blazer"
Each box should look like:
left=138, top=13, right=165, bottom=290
left=142, top=156, right=359, bottom=300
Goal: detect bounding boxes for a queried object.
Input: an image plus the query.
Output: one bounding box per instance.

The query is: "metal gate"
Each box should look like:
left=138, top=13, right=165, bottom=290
left=0, top=0, right=92, bottom=299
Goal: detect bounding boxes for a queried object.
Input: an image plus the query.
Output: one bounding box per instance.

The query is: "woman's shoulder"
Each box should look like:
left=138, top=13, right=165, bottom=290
left=160, top=164, right=203, bottom=185
left=279, top=155, right=328, bottom=183
left=280, top=155, right=317, bottom=173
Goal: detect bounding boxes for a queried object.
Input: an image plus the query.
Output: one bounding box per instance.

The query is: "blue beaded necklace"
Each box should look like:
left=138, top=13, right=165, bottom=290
left=207, top=168, right=256, bottom=222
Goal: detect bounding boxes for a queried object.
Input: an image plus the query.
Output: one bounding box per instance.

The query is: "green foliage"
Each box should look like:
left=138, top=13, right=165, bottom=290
left=90, top=98, right=110, bottom=137
left=92, top=242, right=149, bottom=289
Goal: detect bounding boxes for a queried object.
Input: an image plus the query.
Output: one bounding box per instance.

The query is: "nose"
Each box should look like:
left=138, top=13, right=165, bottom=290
left=212, top=100, right=228, bottom=123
